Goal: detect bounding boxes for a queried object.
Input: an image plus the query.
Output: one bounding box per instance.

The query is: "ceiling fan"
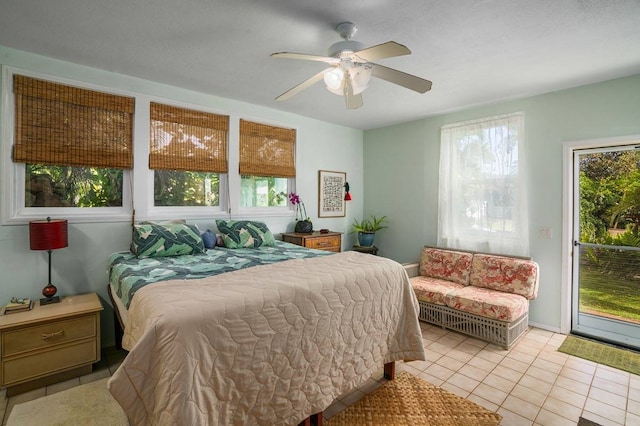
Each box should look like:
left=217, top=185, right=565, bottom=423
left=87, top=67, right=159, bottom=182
left=271, top=22, right=432, bottom=109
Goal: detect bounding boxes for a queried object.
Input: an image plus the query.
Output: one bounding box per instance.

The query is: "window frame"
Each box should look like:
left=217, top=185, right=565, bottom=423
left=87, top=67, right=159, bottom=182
left=1, top=67, right=134, bottom=224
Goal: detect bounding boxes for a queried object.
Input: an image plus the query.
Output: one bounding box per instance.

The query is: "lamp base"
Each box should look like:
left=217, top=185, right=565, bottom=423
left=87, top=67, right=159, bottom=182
left=40, top=296, right=60, bottom=305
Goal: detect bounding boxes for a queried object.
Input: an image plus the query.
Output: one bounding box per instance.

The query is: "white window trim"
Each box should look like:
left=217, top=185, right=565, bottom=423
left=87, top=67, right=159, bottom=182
left=1, top=66, right=134, bottom=224
left=1, top=66, right=298, bottom=225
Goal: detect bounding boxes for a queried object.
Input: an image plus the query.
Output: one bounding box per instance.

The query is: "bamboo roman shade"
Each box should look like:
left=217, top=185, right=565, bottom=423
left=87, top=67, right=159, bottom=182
left=239, top=119, right=296, bottom=178
left=149, top=103, right=229, bottom=173
left=13, top=75, right=134, bottom=169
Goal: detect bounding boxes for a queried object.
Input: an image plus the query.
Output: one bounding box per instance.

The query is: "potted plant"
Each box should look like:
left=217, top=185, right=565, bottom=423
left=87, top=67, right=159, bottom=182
left=289, top=192, right=313, bottom=233
left=352, top=214, right=388, bottom=247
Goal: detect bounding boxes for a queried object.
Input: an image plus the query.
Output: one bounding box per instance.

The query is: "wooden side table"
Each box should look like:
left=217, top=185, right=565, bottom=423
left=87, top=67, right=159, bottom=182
left=353, top=245, right=378, bottom=255
left=282, top=231, right=342, bottom=252
left=0, top=293, right=103, bottom=395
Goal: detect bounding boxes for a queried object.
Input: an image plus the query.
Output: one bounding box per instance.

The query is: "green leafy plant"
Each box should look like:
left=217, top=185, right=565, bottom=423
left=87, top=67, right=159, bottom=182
left=351, top=214, right=389, bottom=233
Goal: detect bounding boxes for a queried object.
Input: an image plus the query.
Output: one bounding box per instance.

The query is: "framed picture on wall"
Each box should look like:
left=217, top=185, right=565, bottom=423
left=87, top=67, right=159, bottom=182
left=318, top=170, right=346, bottom=217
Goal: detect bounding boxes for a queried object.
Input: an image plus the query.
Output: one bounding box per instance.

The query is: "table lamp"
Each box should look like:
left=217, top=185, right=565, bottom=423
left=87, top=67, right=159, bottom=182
left=29, top=217, right=68, bottom=305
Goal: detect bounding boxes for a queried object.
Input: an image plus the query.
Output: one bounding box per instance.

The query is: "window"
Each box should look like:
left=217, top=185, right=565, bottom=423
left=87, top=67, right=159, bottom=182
left=239, top=119, right=295, bottom=209
left=149, top=102, right=228, bottom=207
left=11, top=74, right=134, bottom=217
left=438, top=112, right=529, bottom=256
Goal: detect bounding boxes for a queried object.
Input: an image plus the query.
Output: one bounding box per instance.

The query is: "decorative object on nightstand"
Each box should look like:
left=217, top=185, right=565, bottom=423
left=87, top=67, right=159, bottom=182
left=289, top=192, right=313, bottom=233
left=353, top=245, right=378, bottom=255
left=29, top=217, right=68, bottom=305
left=3, top=297, right=34, bottom=314
left=351, top=214, right=388, bottom=247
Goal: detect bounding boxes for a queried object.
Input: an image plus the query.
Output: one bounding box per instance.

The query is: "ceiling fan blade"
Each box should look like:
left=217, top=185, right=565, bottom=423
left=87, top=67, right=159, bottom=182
left=275, top=68, right=329, bottom=102
left=354, top=41, right=411, bottom=62
left=343, top=73, right=363, bottom=109
left=271, top=52, right=339, bottom=64
left=371, top=64, right=432, bottom=93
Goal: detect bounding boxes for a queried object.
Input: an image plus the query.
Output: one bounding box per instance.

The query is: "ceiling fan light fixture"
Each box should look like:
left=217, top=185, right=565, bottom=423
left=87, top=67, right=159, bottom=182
left=350, top=66, right=372, bottom=95
left=324, top=67, right=345, bottom=95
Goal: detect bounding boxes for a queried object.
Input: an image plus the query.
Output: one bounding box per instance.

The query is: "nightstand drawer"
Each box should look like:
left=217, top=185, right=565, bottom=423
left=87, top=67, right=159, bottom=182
left=305, top=236, right=340, bottom=250
left=2, top=339, right=97, bottom=385
left=2, top=315, right=97, bottom=357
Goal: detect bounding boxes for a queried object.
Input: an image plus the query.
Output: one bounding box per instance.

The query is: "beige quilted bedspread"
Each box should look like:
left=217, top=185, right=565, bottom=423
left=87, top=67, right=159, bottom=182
left=107, top=251, right=425, bottom=425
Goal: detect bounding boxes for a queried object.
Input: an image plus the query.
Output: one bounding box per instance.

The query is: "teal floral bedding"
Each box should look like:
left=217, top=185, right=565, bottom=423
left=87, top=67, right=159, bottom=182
left=109, top=241, right=332, bottom=309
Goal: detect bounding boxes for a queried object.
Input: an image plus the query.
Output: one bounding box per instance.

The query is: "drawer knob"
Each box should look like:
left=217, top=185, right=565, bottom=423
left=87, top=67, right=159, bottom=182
left=42, top=330, right=65, bottom=340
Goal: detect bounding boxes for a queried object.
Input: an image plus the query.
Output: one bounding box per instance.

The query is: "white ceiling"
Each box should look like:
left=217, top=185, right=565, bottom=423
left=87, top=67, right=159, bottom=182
left=1, top=0, right=639, bottom=130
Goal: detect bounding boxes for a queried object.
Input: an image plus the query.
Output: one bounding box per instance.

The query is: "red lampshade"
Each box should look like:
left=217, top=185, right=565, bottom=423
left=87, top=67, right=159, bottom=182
left=29, top=219, right=68, bottom=251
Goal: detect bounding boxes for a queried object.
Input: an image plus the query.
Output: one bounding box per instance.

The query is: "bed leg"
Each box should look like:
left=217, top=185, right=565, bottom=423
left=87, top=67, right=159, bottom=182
left=384, top=361, right=395, bottom=380
left=298, top=412, right=323, bottom=426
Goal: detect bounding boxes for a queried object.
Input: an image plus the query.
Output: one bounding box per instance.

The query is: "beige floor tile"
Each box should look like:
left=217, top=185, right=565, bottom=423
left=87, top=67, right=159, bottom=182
left=424, top=363, right=455, bottom=381
left=629, top=398, right=640, bottom=416
left=456, top=341, right=483, bottom=356
left=538, top=349, right=569, bottom=371
left=559, top=365, right=595, bottom=385
left=518, top=374, right=553, bottom=395
left=440, top=381, right=470, bottom=399
left=595, top=365, right=630, bottom=386
left=588, top=386, right=627, bottom=410
left=427, top=340, right=455, bottom=355
left=630, top=386, right=640, bottom=402
left=507, top=349, right=537, bottom=365
left=496, top=407, right=533, bottom=426
left=542, top=395, right=583, bottom=422
left=584, top=398, right=626, bottom=425
left=446, top=348, right=474, bottom=363
left=548, top=384, right=587, bottom=408
left=404, top=358, right=430, bottom=371
left=417, top=371, right=444, bottom=387
left=435, top=354, right=465, bottom=371
left=531, top=357, right=563, bottom=374
left=458, top=363, right=490, bottom=382
left=446, top=372, right=479, bottom=393
left=591, top=376, right=628, bottom=398
left=534, top=408, right=578, bottom=426
left=492, top=364, right=524, bottom=383
left=483, top=372, right=517, bottom=393
left=580, top=410, right=623, bottom=426
left=553, top=375, right=591, bottom=396
left=510, top=383, right=546, bottom=407
left=499, top=356, right=530, bottom=373
left=502, top=394, right=540, bottom=421
left=476, top=348, right=506, bottom=364
left=627, top=411, right=640, bottom=425
left=525, top=365, right=559, bottom=384
left=467, top=393, right=499, bottom=412
left=564, top=356, right=597, bottom=374
left=467, top=354, right=498, bottom=372
left=472, top=382, right=508, bottom=405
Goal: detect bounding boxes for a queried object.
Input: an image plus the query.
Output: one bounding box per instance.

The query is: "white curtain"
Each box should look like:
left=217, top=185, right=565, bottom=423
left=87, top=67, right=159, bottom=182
left=438, top=112, right=530, bottom=256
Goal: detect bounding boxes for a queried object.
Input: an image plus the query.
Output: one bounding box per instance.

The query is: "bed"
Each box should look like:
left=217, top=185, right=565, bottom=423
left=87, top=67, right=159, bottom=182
left=106, top=221, right=426, bottom=425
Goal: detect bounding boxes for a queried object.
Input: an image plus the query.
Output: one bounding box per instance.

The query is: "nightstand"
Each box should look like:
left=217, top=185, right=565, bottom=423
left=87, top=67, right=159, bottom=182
left=282, top=231, right=342, bottom=252
left=0, top=293, right=103, bottom=395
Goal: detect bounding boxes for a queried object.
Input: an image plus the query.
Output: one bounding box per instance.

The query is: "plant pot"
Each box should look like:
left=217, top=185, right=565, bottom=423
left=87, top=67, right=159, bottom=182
left=357, top=231, right=375, bottom=247
left=295, top=220, right=313, bottom=233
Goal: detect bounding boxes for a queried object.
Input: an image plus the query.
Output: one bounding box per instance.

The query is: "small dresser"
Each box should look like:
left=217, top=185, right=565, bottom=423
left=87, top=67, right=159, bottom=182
left=0, top=293, right=103, bottom=395
left=282, top=231, right=342, bottom=252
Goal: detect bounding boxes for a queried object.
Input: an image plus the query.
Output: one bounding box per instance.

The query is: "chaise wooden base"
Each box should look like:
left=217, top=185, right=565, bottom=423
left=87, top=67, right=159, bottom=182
left=297, top=361, right=395, bottom=426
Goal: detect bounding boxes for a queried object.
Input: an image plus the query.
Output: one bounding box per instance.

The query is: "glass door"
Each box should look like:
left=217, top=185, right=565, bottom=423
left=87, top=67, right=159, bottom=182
left=572, top=145, right=640, bottom=348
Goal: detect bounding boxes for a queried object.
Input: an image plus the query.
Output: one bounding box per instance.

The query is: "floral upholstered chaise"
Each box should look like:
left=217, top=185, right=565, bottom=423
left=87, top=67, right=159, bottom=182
left=404, top=247, right=539, bottom=348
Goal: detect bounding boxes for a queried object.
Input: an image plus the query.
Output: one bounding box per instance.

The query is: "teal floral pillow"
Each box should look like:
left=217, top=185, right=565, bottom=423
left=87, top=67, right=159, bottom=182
left=215, top=220, right=276, bottom=248
left=131, top=223, right=205, bottom=258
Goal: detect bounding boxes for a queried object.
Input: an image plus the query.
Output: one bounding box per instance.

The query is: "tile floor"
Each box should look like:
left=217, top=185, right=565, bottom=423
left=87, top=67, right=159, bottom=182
left=1, top=325, right=639, bottom=425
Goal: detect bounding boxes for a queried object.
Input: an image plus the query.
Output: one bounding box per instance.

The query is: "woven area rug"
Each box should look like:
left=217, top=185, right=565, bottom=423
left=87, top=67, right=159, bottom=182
left=558, top=335, right=640, bottom=376
left=326, top=371, right=502, bottom=426
left=6, top=378, right=128, bottom=426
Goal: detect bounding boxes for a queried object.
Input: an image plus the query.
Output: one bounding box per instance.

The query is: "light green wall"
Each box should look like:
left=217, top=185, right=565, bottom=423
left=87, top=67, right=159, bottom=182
left=364, top=73, right=640, bottom=331
left=0, top=46, right=364, bottom=347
